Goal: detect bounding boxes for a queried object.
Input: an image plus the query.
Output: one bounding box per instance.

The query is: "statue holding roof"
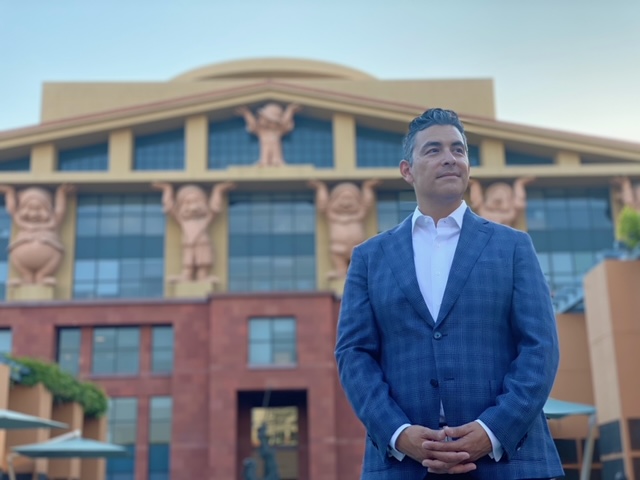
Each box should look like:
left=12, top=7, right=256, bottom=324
left=152, top=182, right=235, bottom=283
left=0, top=184, right=75, bottom=286
left=236, top=103, right=302, bottom=166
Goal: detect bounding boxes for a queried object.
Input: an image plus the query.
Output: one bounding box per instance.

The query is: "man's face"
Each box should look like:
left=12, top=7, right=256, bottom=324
left=400, top=125, right=470, bottom=204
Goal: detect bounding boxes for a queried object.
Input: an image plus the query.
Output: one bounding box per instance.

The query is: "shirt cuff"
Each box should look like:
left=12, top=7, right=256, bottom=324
left=475, top=419, right=503, bottom=462
left=387, top=424, right=412, bottom=461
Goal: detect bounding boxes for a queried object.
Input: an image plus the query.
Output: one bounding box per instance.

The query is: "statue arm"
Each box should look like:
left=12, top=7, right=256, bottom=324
left=0, top=185, right=17, bottom=215
left=54, top=184, right=75, bottom=226
left=281, top=103, right=302, bottom=132
left=468, top=179, right=484, bottom=210
left=308, top=180, right=329, bottom=213
left=613, top=176, right=635, bottom=206
left=209, top=182, right=236, bottom=214
left=151, top=183, right=176, bottom=216
left=235, top=107, right=257, bottom=133
left=361, top=179, right=382, bottom=215
left=513, top=176, right=535, bottom=212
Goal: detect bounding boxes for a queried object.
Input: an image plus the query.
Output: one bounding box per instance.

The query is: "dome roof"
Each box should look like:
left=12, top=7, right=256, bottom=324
left=172, top=57, right=375, bottom=82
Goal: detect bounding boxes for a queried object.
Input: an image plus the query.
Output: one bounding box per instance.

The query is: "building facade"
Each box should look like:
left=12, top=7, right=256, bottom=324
left=1, top=58, right=640, bottom=479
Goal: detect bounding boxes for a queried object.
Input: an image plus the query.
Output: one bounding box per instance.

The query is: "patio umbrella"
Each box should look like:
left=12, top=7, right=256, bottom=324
left=0, top=409, right=67, bottom=430
left=544, top=397, right=597, bottom=480
left=12, top=436, right=128, bottom=458
left=8, top=429, right=128, bottom=480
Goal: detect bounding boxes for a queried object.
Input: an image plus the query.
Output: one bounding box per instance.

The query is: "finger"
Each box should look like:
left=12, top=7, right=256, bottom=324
left=422, top=457, right=475, bottom=472
left=421, top=450, right=470, bottom=464
left=422, top=440, right=467, bottom=452
left=443, top=425, right=469, bottom=438
left=442, top=462, right=478, bottom=475
left=423, top=459, right=477, bottom=474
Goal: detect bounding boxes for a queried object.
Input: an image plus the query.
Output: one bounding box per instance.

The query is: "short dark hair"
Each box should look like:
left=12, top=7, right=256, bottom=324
left=402, top=108, right=467, bottom=165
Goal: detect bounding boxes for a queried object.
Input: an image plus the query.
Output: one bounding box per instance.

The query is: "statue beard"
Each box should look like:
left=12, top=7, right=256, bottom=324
left=19, top=210, right=50, bottom=223
left=180, top=206, right=207, bottom=220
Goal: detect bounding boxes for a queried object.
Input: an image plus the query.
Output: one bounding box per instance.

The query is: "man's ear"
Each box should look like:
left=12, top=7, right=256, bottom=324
left=399, top=160, right=413, bottom=185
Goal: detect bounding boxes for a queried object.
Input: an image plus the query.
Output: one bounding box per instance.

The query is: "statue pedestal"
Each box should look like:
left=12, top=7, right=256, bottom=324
left=169, top=280, right=217, bottom=299
left=328, top=277, right=346, bottom=297
left=10, top=284, right=55, bottom=301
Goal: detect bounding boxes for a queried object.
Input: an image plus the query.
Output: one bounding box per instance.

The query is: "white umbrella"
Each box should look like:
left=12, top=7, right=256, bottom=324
left=544, top=397, right=597, bottom=480
left=0, top=408, right=67, bottom=430
left=8, top=429, right=127, bottom=480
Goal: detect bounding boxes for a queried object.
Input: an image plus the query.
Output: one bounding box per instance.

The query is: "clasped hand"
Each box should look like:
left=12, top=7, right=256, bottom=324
left=396, top=422, right=492, bottom=474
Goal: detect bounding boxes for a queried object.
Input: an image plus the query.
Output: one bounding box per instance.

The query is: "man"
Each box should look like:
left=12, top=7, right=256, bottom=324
left=335, top=109, right=563, bottom=479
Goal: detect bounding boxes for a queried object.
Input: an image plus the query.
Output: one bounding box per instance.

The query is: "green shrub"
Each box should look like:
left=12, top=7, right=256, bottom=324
left=617, top=206, right=640, bottom=250
left=10, top=356, right=108, bottom=418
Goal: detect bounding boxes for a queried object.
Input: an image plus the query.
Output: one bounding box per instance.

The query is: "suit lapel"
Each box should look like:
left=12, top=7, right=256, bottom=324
left=382, top=216, right=435, bottom=327
left=436, top=209, right=493, bottom=324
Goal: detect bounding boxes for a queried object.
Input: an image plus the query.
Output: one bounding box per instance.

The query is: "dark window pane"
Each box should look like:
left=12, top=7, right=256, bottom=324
left=74, top=194, right=165, bottom=299
left=0, top=156, right=30, bottom=171
left=506, top=150, right=554, bottom=165
left=57, top=328, right=81, bottom=375
left=134, top=129, right=184, bottom=170
left=58, top=143, right=108, bottom=171
left=356, top=125, right=404, bottom=168
left=228, top=193, right=315, bottom=291
left=92, top=327, right=140, bottom=375
left=248, top=318, right=296, bottom=366
left=527, top=187, right=614, bottom=310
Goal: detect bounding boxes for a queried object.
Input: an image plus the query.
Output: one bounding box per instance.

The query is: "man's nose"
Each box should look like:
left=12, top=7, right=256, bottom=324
left=441, top=149, right=456, bottom=164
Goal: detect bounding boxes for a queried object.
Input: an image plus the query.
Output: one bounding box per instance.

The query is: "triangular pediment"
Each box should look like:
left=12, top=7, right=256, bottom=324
left=1, top=79, right=640, bottom=164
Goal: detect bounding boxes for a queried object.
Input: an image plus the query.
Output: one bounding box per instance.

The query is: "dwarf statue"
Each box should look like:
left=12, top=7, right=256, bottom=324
left=0, top=184, right=75, bottom=286
left=469, top=177, right=535, bottom=226
left=612, top=176, right=640, bottom=211
left=236, top=103, right=302, bottom=166
left=309, top=179, right=381, bottom=280
left=152, top=182, right=235, bottom=283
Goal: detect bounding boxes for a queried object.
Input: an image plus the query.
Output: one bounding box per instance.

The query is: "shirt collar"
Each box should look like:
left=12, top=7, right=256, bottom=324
left=411, top=200, right=467, bottom=230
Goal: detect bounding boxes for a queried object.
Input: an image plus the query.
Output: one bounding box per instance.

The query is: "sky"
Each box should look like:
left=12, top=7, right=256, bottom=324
left=1, top=0, right=639, bottom=143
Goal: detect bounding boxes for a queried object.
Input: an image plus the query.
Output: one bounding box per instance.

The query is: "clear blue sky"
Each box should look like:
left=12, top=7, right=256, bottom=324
left=1, top=0, right=639, bottom=143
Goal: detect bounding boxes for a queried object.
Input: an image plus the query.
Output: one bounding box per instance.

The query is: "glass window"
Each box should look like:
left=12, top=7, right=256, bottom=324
left=228, top=193, right=315, bottom=292
left=0, top=198, right=10, bottom=300
left=506, top=150, right=554, bottom=165
left=0, top=329, right=12, bottom=356
left=526, top=187, right=614, bottom=310
left=57, top=328, right=81, bottom=375
left=58, top=143, right=108, bottom=171
left=376, top=190, right=416, bottom=233
left=356, top=125, right=404, bottom=168
left=107, top=398, right=137, bottom=480
left=467, top=144, right=480, bottom=167
left=251, top=406, right=298, bottom=447
left=209, top=114, right=333, bottom=169
left=208, top=118, right=260, bottom=169
left=0, top=156, right=30, bottom=171
left=148, top=397, right=172, bottom=480
left=74, top=194, right=165, bottom=299
left=134, top=129, right=184, bottom=170
left=151, top=326, right=174, bottom=374
left=282, top=116, right=333, bottom=168
left=248, top=317, right=296, bottom=366
left=93, top=327, right=140, bottom=375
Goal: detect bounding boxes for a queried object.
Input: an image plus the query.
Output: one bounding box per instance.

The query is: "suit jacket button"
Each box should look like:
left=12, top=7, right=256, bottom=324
left=433, top=332, right=442, bottom=340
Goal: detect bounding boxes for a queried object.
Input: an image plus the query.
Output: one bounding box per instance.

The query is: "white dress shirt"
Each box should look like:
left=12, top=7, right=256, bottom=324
left=388, top=201, right=503, bottom=462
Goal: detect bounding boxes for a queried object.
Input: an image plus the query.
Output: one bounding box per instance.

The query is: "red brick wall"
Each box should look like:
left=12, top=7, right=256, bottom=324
left=0, top=292, right=366, bottom=480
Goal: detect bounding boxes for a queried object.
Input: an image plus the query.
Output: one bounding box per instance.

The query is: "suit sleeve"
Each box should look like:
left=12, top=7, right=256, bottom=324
left=477, top=231, right=560, bottom=459
left=335, top=246, right=411, bottom=460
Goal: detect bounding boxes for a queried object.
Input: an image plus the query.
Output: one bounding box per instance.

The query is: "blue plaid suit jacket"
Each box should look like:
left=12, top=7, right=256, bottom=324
left=335, top=208, right=563, bottom=479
